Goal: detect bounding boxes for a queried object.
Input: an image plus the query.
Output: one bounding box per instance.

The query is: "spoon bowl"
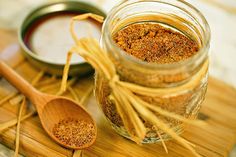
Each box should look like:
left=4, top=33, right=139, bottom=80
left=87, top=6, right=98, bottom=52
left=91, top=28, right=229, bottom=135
left=0, top=61, right=97, bottom=149
left=40, top=97, right=97, bottom=149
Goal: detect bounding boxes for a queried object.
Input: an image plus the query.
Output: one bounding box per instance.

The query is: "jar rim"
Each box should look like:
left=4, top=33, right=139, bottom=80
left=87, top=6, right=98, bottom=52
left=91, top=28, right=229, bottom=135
left=102, top=0, right=211, bottom=70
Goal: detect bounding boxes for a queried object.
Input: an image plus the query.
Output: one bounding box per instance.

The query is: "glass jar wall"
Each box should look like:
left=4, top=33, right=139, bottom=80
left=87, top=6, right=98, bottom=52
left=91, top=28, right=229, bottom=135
left=96, top=0, right=210, bottom=143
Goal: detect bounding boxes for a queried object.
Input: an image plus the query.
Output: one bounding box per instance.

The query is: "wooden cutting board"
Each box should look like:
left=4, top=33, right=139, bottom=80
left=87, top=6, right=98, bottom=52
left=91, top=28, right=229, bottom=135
left=0, top=29, right=236, bottom=157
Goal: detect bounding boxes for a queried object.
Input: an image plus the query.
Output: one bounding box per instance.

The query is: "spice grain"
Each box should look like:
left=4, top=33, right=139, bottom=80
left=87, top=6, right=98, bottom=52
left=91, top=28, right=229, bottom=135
left=52, top=118, right=95, bottom=148
left=113, top=23, right=199, bottom=63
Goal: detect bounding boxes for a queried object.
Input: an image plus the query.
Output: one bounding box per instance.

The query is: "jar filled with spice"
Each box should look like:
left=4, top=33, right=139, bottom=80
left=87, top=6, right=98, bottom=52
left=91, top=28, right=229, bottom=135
left=95, top=0, right=210, bottom=143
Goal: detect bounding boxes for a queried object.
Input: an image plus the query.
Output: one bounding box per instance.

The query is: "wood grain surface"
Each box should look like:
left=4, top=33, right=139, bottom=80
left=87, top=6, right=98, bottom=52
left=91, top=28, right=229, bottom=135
left=0, top=30, right=236, bottom=157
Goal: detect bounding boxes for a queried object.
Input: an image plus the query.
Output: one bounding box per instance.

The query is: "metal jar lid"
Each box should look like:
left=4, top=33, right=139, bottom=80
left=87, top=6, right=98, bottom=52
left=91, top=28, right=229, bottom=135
left=18, top=1, right=106, bottom=76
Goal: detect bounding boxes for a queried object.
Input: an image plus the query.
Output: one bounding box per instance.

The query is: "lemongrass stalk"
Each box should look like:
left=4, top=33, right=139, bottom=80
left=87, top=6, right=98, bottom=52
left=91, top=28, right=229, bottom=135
left=14, top=97, right=26, bottom=157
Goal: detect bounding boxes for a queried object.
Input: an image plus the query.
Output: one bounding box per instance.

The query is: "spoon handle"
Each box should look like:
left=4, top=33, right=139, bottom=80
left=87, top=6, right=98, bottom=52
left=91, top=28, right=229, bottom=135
left=0, top=61, right=40, bottom=101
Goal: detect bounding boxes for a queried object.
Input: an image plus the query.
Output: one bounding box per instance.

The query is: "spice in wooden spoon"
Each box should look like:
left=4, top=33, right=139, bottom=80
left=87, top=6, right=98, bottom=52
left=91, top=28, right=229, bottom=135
left=53, top=118, right=96, bottom=148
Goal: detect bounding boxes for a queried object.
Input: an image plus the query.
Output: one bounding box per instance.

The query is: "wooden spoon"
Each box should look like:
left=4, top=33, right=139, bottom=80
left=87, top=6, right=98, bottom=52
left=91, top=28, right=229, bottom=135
left=0, top=61, right=97, bottom=149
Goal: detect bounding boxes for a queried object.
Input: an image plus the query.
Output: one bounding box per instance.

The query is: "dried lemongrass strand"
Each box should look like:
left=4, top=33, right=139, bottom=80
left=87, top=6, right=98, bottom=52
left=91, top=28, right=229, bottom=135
left=122, top=86, right=201, bottom=156
left=183, top=137, right=196, bottom=147
left=59, top=51, right=73, bottom=93
left=56, top=77, right=77, bottom=96
left=78, top=85, right=93, bottom=105
left=0, top=92, right=17, bottom=106
left=36, top=75, right=56, bottom=86
left=0, top=111, right=35, bottom=133
left=70, top=84, right=94, bottom=105
left=70, top=13, right=104, bottom=42
left=118, top=60, right=208, bottom=97
left=114, top=84, right=146, bottom=141
left=9, top=94, right=24, bottom=105
left=72, top=39, right=115, bottom=80
left=61, top=13, right=208, bottom=157
left=14, top=97, right=26, bottom=157
left=8, top=71, right=44, bottom=106
left=136, top=95, right=206, bottom=126
left=115, top=85, right=166, bottom=149
left=68, top=86, right=79, bottom=102
left=73, top=150, right=83, bottom=157
left=40, top=81, right=61, bottom=92
left=61, top=13, right=107, bottom=93
left=109, top=94, right=138, bottom=140
left=110, top=88, right=146, bottom=142
left=78, top=39, right=115, bottom=78
left=157, top=130, right=168, bottom=153
left=129, top=95, right=201, bottom=157
left=31, top=71, right=45, bottom=86
left=39, top=78, right=73, bottom=94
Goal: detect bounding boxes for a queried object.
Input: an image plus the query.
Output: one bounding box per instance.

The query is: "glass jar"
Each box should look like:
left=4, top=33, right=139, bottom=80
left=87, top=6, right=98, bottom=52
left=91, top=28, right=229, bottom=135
left=96, top=0, right=210, bottom=143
